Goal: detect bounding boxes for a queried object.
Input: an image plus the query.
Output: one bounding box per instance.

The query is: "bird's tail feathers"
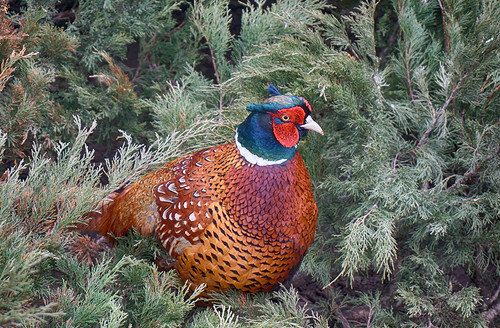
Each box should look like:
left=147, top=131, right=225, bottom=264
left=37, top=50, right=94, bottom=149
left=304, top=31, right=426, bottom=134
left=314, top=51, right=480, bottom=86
left=82, top=192, right=115, bottom=232
left=81, top=187, right=154, bottom=240
left=80, top=192, right=124, bottom=239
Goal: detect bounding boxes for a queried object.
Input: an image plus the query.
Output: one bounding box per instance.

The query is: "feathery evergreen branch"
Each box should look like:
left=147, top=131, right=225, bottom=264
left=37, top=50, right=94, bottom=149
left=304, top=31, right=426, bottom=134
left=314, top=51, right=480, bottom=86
left=414, top=44, right=498, bottom=150
left=446, top=143, right=500, bottom=192
left=192, top=0, right=232, bottom=111
left=0, top=47, right=38, bottom=92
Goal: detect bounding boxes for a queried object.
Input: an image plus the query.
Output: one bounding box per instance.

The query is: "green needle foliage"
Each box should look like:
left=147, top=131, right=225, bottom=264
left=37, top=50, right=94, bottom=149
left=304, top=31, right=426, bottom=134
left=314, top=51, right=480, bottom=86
left=1, top=0, right=499, bottom=327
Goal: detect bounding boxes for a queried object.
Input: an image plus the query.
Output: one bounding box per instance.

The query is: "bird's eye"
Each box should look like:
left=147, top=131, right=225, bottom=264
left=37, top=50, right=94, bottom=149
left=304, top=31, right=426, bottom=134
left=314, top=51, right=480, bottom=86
left=281, top=115, right=290, bottom=121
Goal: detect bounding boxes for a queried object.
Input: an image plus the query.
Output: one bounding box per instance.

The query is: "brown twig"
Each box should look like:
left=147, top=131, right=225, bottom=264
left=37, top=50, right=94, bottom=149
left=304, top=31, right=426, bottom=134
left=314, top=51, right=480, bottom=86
left=193, top=9, right=224, bottom=111
left=485, top=300, right=500, bottom=324
left=484, top=284, right=500, bottom=310
left=356, top=201, right=379, bottom=227
left=414, top=70, right=467, bottom=150
left=445, top=144, right=500, bottom=191
left=404, top=45, right=415, bottom=101
left=475, top=75, right=491, bottom=105
left=334, top=309, right=351, bottom=328
left=486, top=84, right=500, bottom=108
left=131, top=33, right=155, bottom=84
left=426, top=314, right=435, bottom=328
left=203, top=37, right=224, bottom=111
left=205, top=40, right=220, bottom=86
left=391, top=153, right=399, bottom=173
left=437, top=0, right=449, bottom=54
left=161, top=20, right=186, bottom=41
left=398, top=0, right=406, bottom=12
left=366, top=306, right=374, bottom=328
left=414, top=47, right=494, bottom=150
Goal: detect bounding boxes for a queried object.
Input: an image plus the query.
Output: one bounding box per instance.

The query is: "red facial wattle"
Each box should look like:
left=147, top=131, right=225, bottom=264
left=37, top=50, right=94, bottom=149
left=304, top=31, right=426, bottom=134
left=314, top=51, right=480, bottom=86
left=271, top=107, right=306, bottom=148
left=273, top=121, right=299, bottom=148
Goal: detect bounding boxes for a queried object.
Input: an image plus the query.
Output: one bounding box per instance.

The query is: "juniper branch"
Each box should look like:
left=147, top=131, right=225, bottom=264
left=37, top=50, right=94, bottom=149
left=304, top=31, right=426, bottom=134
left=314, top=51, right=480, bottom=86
left=203, top=40, right=225, bottom=112
left=446, top=144, right=500, bottom=191
left=415, top=45, right=497, bottom=150
left=412, top=31, right=498, bottom=150
left=0, top=47, right=38, bottom=92
left=131, top=31, right=158, bottom=84
left=415, top=72, right=466, bottom=150
left=192, top=3, right=225, bottom=111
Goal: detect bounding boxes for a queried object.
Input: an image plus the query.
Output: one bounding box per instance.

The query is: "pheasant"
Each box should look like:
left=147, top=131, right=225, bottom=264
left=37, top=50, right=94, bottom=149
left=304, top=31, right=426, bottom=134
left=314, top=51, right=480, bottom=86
left=85, top=85, right=323, bottom=296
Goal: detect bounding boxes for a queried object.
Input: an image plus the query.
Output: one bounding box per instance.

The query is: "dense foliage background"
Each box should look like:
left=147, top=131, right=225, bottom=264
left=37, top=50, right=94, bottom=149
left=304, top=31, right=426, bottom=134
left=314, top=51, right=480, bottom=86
left=1, top=0, right=499, bottom=327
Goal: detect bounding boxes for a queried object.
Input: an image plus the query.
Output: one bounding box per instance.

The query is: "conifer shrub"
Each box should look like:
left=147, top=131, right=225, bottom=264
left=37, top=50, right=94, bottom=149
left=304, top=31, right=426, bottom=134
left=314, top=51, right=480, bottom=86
left=0, top=0, right=499, bottom=327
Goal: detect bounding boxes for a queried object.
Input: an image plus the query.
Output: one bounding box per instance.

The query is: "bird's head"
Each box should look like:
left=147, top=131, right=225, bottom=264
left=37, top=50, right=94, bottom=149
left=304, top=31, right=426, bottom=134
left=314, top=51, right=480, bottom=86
left=235, top=85, right=324, bottom=166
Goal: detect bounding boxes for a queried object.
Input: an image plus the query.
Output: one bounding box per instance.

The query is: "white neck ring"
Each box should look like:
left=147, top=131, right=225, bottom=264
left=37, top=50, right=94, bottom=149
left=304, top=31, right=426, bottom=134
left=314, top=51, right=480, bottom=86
left=234, top=130, right=287, bottom=166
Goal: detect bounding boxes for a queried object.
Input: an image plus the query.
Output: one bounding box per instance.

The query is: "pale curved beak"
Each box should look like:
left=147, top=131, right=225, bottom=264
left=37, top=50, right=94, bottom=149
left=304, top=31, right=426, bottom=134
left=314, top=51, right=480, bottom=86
left=300, top=116, right=324, bottom=135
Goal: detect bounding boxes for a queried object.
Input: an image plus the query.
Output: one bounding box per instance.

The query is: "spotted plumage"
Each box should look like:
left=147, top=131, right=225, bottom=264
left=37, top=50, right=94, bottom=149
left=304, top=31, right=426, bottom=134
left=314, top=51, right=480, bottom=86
left=85, top=85, right=323, bottom=295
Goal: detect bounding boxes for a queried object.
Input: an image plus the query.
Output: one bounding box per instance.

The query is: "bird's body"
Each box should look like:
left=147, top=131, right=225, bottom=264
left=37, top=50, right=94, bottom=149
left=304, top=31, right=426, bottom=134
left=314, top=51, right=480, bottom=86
left=86, top=86, right=323, bottom=295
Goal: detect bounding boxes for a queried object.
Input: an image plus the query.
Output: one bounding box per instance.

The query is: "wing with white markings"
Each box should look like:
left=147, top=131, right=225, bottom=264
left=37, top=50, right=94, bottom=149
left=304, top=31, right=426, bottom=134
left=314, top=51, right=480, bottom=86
left=154, top=148, right=220, bottom=257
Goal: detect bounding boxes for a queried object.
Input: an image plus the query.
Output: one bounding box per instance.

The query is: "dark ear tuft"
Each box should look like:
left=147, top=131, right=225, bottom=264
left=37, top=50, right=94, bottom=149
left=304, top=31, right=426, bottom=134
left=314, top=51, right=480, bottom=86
left=267, top=84, right=281, bottom=96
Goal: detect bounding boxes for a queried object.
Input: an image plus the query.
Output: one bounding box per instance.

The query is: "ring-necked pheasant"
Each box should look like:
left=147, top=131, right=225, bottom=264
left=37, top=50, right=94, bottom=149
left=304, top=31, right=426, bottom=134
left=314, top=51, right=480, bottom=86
left=85, top=85, right=323, bottom=296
